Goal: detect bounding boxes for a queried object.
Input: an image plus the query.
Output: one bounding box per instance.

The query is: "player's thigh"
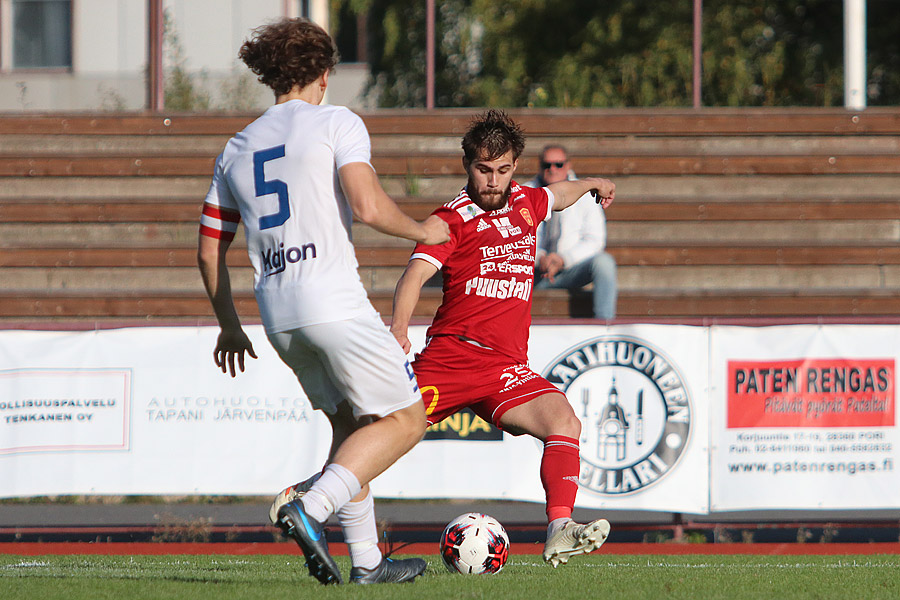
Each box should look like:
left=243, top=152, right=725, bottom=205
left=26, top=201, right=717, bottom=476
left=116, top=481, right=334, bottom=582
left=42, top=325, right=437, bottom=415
left=412, top=336, right=498, bottom=425
left=497, top=389, right=581, bottom=441
left=267, top=328, right=344, bottom=415
left=414, top=367, right=488, bottom=426
left=292, top=312, right=421, bottom=419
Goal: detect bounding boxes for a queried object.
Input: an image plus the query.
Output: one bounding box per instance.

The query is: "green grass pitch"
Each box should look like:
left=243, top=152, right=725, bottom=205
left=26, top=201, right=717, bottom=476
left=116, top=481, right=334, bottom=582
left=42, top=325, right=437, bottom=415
left=2, top=554, right=899, bottom=600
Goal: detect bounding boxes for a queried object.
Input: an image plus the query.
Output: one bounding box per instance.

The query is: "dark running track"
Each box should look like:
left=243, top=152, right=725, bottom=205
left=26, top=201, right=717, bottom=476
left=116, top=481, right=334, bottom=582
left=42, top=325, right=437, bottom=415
left=2, top=542, right=899, bottom=555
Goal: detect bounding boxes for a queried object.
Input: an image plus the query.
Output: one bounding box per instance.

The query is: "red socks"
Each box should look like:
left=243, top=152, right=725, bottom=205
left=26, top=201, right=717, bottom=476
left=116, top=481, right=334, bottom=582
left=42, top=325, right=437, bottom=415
left=540, top=435, right=581, bottom=522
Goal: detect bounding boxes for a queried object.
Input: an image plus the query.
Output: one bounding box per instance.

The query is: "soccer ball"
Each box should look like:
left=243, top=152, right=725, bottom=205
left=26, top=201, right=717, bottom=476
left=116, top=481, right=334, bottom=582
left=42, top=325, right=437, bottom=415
left=439, top=512, right=510, bottom=574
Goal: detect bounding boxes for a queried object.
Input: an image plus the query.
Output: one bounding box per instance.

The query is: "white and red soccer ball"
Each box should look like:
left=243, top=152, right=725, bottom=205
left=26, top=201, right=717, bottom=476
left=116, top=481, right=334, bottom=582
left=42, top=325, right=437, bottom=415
left=439, top=512, right=510, bottom=574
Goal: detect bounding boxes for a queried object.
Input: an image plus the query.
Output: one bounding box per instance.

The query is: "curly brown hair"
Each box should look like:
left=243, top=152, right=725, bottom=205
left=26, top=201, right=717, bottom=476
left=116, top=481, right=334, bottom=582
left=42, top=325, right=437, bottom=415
left=461, top=109, right=526, bottom=163
left=239, top=18, right=338, bottom=96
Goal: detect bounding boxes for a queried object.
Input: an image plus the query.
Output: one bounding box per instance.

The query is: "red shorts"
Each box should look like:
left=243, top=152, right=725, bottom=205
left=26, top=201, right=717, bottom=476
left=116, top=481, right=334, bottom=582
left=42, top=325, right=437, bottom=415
left=412, top=335, right=561, bottom=428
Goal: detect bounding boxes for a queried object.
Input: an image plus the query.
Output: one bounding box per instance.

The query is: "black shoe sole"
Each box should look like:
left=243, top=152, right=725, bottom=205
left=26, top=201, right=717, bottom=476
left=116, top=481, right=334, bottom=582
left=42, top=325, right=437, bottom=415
left=277, top=503, right=343, bottom=585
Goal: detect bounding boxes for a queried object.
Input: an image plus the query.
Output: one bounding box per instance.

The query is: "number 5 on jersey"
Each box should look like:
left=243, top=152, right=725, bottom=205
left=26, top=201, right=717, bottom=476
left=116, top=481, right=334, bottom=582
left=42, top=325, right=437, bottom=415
left=254, top=145, right=290, bottom=230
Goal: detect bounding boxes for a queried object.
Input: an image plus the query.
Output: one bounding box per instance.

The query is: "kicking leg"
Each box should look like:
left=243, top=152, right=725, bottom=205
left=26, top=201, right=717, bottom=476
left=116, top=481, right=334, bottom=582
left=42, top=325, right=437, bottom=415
left=500, top=392, right=610, bottom=567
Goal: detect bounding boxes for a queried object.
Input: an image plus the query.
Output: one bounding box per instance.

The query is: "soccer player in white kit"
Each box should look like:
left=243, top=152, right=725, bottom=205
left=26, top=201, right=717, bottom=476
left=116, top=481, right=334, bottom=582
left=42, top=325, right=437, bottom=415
left=197, top=18, right=449, bottom=585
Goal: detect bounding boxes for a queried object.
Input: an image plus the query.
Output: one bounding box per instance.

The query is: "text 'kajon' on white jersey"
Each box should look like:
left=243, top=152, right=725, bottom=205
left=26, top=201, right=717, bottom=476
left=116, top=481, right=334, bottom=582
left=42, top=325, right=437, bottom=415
left=201, top=100, right=374, bottom=333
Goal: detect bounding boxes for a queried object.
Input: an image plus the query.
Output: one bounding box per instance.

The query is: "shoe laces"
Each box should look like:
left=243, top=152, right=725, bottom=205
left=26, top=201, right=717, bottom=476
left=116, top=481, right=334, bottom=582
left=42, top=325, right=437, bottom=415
left=379, top=526, right=414, bottom=559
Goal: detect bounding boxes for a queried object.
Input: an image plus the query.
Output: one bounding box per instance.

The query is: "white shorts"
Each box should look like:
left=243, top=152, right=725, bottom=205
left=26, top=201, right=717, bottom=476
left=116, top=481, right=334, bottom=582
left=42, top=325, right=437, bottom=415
left=267, top=310, right=422, bottom=419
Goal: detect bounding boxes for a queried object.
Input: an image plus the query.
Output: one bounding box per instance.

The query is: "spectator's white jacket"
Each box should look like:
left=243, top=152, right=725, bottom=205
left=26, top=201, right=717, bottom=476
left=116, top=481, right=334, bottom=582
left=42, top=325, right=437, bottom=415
left=524, top=171, right=607, bottom=268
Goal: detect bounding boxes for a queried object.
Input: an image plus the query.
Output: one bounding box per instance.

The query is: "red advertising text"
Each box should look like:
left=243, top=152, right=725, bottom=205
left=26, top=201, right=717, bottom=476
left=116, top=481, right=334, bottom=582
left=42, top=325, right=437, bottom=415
left=727, top=359, right=894, bottom=428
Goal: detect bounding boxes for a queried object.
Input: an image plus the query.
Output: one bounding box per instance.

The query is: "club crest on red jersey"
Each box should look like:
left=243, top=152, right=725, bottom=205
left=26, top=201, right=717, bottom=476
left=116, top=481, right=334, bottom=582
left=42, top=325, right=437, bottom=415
left=519, top=208, right=534, bottom=227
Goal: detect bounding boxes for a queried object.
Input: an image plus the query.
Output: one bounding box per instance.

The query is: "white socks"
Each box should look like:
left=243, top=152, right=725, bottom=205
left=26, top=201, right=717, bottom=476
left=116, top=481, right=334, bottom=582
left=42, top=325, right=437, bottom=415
left=336, top=488, right=382, bottom=569
left=297, top=463, right=380, bottom=569
left=300, top=463, right=361, bottom=523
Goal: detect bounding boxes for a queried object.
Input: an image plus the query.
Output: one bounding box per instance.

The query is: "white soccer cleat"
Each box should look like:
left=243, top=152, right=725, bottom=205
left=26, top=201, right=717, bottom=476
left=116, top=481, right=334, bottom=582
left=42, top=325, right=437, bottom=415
left=268, top=474, right=320, bottom=525
left=542, top=518, right=611, bottom=568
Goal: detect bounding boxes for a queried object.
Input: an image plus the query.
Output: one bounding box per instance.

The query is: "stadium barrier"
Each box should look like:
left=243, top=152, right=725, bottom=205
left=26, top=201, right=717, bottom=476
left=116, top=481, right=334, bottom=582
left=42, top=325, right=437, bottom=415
left=1, top=322, right=897, bottom=514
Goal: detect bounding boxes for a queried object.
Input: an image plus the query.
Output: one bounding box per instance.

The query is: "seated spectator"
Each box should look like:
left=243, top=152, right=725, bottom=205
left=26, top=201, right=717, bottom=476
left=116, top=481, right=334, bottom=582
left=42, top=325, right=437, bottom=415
left=525, top=145, right=617, bottom=319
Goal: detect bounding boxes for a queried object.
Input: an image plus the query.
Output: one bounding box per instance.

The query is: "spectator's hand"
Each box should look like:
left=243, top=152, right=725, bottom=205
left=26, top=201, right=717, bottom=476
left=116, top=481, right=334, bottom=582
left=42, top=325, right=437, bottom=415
left=585, top=177, right=615, bottom=209
left=214, top=328, right=258, bottom=377
left=420, top=215, right=451, bottom=245
left=539, top=253, right=565, bottom=282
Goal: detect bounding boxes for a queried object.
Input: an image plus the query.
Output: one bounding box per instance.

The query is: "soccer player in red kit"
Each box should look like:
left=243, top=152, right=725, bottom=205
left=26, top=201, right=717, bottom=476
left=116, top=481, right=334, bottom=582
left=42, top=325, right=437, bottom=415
left=391, top=110, right=616, bottom=567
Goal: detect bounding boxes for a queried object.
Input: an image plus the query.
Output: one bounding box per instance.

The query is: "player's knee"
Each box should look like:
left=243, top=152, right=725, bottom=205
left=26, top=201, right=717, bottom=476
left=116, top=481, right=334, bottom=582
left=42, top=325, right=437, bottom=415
left=391, top=401, right=428, bottom=445
left=547, top=395, right=582, bottom=439
left=561, top=411, right=582, bottom=439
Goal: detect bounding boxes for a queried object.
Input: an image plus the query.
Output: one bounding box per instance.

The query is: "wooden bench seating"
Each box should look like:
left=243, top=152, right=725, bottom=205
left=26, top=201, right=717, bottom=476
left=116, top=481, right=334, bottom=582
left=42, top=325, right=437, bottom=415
left=1, top=109, right=898, bottom=325
left=2, top=244, right=898, bottom=269
left=1, top=288, right=896, bottom=326
left=3, top=109, right=900, bottom=136
left=5, top=154, right=900, bottom=178
left=3, top=197, right=898, bottom=223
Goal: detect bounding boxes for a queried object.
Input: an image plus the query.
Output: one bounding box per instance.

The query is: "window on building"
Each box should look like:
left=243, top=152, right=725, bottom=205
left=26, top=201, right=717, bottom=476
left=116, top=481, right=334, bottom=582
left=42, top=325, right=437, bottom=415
left=13, top=0, right=72, bottom=69
left=334, top=3, right=366, bottom=63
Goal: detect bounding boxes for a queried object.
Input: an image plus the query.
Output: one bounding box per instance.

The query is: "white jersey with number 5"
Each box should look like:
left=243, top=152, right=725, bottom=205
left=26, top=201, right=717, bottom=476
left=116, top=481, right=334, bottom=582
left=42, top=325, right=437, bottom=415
left=201, top=100, right=372, bottom=333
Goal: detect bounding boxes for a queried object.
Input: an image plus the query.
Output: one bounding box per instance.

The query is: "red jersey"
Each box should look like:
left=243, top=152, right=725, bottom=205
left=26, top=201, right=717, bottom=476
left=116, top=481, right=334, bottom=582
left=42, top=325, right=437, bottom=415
left=411, top=182, right=553, bottom=363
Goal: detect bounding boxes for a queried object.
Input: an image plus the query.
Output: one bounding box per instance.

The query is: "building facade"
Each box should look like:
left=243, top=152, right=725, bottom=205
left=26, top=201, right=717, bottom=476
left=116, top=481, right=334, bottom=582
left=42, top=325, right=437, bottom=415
left=0, top=0, right=369, bottom=111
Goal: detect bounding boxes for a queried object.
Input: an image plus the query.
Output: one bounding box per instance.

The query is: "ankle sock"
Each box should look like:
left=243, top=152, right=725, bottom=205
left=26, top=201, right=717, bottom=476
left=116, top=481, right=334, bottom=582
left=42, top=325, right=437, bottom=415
left=541, top=435, right=580, bottom=523
left=337, top=488, right=382, bottom=569
left=300, top=463, right=361, bottom=523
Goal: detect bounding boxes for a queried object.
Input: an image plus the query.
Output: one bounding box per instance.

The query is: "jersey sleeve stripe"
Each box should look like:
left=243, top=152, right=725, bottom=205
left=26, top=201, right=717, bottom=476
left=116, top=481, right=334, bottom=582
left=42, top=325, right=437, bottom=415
left=542, top=187, right=555, bottom=222
left=199, top=223, right=236, bottom=241
left=199, top=202, right=241, bottom=239
left=410, top=252, right=443, bottom=270
left=202, top=204, right=241, bottom=223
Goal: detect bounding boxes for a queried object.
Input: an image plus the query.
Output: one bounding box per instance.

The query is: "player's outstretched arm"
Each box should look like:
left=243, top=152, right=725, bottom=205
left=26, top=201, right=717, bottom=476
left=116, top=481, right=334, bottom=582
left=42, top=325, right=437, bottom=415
left=339, top=162, right=450, bottom=245
left=548, top=177, right=615, bottom=211
left=197, top=228, right=257, bottom=376
left=390, top=258, right=439, bottom=354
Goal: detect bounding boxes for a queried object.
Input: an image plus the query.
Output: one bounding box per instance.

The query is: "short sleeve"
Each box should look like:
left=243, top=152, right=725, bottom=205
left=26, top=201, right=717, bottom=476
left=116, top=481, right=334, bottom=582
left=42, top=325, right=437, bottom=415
left=332, top=109, right=372, bottom=169
left=200, top=153, right=241, bottom=240
left=533, top=186, right=554, bottom=223
left=203, top=154, right=239, bottom=211
left=409, top=208, right=458, bottom=269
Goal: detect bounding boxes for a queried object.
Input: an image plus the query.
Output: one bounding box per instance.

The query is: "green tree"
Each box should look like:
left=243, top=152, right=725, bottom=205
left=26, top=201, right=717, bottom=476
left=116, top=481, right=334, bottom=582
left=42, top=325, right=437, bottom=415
left=163, top=8, right=211, bottom=111
left=362, top=0, right=478, bottom=107
left=356, top=0, right=897, bottom=108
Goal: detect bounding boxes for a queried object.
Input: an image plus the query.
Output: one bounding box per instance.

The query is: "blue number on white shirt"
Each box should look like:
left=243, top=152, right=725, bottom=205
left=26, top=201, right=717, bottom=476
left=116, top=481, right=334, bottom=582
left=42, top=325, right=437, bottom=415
left=254, top=145, right=290, bottom=229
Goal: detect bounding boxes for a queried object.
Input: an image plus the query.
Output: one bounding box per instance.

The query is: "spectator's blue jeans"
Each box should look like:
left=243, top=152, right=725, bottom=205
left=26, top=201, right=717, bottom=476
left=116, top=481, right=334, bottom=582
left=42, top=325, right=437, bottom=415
left=535, top=252, right=617, bottom=319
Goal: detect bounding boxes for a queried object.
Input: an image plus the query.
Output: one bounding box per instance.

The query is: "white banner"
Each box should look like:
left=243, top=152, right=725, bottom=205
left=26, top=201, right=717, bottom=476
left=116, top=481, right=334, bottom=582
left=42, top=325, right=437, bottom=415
left=0, top=328, right=332, bottom=496
left=709, top=325, right=900, bottom=511
left=0, top=324, right=709, bottom=512
left=6, top=323, right=898, bottom=512
left=376, top=324, right=710, bottom=513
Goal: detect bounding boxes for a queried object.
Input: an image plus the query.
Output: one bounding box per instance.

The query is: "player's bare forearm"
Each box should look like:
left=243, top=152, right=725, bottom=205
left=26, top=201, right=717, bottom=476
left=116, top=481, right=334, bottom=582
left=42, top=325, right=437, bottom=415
left=198, top=233, right=257, bottom=376
left=198, top=234, right=242, bottom=331
left=339, top=162, right=449, bottom=245
left=549, top=177, right=615, bottom=211
left=390, top=259, right=437, bottom=353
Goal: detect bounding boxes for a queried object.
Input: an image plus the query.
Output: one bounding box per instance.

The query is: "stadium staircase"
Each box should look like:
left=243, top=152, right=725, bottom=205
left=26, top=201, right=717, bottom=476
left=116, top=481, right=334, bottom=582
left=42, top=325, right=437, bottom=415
left=1, top=108, right=899, bottom=328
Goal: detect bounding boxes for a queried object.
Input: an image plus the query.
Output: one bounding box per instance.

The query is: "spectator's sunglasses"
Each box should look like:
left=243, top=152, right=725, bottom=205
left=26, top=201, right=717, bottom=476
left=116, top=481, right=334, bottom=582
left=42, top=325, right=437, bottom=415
left=540, top=161, right=566, bottom=169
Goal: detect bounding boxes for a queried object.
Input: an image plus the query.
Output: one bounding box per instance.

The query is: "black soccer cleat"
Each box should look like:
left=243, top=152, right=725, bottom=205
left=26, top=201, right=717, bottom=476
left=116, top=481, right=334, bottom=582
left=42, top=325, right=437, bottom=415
left=350, top=557, right=427, bottom=584
left=277, top=500, right=343, bottom=585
